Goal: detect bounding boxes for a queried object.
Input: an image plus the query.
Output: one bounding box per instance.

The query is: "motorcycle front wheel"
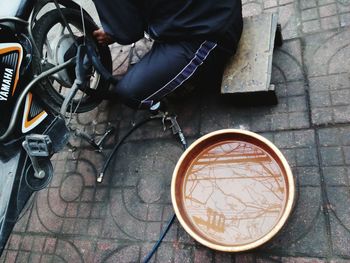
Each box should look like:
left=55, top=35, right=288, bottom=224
left=32, top=8, right=112, bottom=113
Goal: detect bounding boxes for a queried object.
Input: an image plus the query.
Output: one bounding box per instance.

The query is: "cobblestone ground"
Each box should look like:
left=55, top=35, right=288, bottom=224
left=2, top=0, right=350, bottom=262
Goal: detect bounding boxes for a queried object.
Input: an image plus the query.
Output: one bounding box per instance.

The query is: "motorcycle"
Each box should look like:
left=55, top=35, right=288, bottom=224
left=0, top=0, right=112, bottom=255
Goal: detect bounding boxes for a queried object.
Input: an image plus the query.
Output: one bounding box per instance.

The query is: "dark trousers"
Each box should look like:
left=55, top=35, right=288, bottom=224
left=113, top=39, right=237, bottom=109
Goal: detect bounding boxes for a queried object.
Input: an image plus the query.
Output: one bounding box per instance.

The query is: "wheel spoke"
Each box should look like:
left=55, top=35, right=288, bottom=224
left=44, top=38, right=54, bottom=60
left=33, top=8, right=109, bottom=113
left=59, top=23, right=65, bottom=36
left=58, top=85, right=63, bottom=94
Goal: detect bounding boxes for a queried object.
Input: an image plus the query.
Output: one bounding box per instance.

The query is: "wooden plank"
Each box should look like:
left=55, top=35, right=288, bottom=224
left=221, top=13, right=278, bottom=95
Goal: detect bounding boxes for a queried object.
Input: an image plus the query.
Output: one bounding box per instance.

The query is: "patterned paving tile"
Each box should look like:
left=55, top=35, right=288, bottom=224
left=318, top=126, right=350, bottom=258
left=256, top=130, right=328, bottom=257
left=200, top=39, right=309, bottom=134
left=3, top=1, right=350, bottom=262
left=242, top=0, right=300, bottom=39
left=300, top=0, right=350, bottom=34
left=303, top=28, right=350, bottom=125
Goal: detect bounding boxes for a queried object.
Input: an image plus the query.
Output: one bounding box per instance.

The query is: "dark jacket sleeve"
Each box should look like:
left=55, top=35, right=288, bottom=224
left=93, top=0, right=145, bottom=45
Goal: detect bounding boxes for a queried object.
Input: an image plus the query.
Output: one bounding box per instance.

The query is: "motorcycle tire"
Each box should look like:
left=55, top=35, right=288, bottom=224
left=32, top=8, right=112, bottom=113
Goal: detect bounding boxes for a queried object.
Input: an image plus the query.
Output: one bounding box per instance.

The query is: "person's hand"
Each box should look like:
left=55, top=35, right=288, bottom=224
left=92, top=29, right=115, bottom=45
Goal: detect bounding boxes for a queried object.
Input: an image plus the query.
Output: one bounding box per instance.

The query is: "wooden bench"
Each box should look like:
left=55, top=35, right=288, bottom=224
left=221, top=13, right=283, bottom=105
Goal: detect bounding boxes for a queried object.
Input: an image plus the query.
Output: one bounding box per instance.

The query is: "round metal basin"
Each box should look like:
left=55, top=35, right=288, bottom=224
left=171, top=129, right=295, bottom=252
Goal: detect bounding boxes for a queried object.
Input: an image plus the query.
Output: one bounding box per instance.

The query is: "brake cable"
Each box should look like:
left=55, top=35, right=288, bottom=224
left=65, top=2, right=88, bottom=123
left=80, top=4, right=86, bottom=45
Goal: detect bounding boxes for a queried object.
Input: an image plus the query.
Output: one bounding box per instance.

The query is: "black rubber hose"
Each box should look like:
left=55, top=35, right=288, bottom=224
left=142, top=144, right=187, bottom=263
left=142, top=214, right=176, bottom=263
left=98, top=117, right=155, bottom=180
left=99, top=116, right=188, bottom=262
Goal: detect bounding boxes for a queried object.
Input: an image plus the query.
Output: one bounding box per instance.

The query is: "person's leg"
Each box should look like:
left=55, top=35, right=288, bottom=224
left=113, top=40, right=219, bottom=109
left=166, top=44, right=234, bottom=100
left=191, top=44, right=234, bottom=91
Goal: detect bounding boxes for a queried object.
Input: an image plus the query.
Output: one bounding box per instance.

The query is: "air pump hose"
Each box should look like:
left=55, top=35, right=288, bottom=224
left=142, top=213, right=176, bottom=263
left=98, top=117, right=155, bottom=180
left=98, top=115, right=187, bottom=263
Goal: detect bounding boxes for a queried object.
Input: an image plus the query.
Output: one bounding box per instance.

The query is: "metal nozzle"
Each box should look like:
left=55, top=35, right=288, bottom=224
left=97, top=173, right=104, bottom=183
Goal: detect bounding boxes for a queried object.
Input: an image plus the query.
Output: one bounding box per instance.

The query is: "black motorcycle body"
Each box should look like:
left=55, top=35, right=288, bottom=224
left=0, top=20, right=69, bottom=255
left=0, top=0, right=111, bottom=255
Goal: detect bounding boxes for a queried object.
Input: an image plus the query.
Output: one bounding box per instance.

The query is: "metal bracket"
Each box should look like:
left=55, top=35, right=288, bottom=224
left=74, top=126, right=115, bottom=152
left=22, top=135, right=53, bottom=179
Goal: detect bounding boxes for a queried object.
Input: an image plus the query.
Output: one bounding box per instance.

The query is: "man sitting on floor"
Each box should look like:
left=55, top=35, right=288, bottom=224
left=92, top=0, right=243, bottom=109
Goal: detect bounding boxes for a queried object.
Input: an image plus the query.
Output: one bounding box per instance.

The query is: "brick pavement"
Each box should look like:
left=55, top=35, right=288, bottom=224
left=1, top=0, right=350, bottom=262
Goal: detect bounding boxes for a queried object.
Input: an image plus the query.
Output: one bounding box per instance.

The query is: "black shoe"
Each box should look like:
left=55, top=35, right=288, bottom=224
left=149, top=100, right=170, bottom=115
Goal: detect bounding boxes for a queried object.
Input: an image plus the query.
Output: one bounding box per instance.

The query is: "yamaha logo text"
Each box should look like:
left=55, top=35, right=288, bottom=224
left=0, top=68, right=13, bottom=101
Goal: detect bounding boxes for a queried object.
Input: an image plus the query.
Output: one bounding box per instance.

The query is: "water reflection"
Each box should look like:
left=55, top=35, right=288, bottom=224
left=184, top=141, right=286, bottom=245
